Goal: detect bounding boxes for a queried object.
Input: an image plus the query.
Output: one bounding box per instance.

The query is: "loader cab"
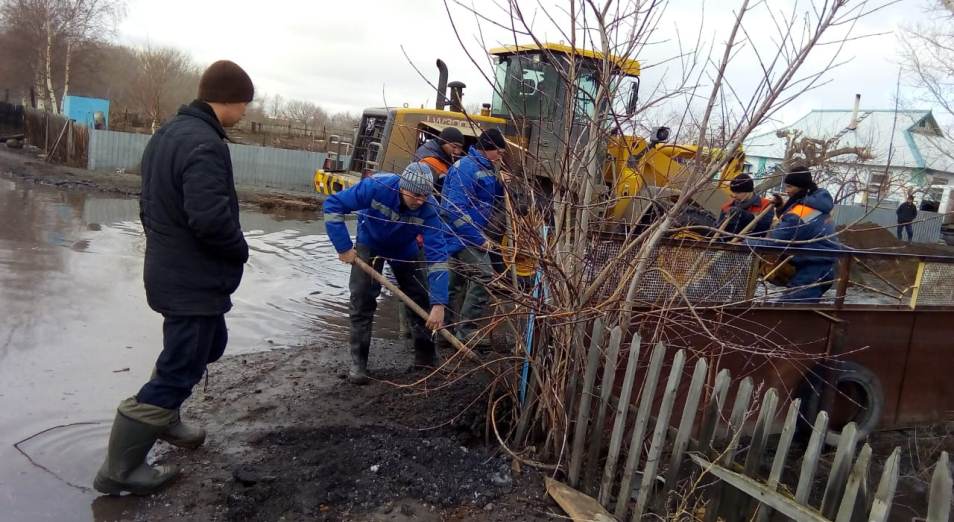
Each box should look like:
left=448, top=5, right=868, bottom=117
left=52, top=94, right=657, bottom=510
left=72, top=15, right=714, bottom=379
left=488, top=43, right=640, bottom=179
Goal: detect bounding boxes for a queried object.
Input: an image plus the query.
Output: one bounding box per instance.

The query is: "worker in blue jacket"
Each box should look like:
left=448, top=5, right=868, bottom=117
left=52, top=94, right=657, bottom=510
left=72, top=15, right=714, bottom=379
left=753, top=164, right=841, bottom=303
left=324, top=163, right=449, bottom=384
left=441, top=128, right=509, bottom=345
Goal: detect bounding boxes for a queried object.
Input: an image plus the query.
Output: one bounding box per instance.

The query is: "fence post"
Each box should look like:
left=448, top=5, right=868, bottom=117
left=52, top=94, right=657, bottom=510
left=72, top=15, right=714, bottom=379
left=927, top=451, right=952, bottom=522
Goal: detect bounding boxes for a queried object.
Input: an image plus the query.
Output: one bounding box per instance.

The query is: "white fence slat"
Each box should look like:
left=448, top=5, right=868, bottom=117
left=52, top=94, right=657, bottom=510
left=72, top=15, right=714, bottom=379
left=867, top=447, right=900, bottom=522
left=927, top=451, right=952, bottom=522
left=614, top=342, right=667, bottom=518
left=697, top=369, right=732, bottom=452
left=796, top=411, right=830, bottom=504
left=835, top=443, right=871, bottom=522
left=690, top=454, right=831, bottom=522
left=599, top=334, right=642, bottom=506
left=568, top=319, right=605, bottom=487
left=755, top=399, right=801, bottom=522
left=583, top=326, right=623, bottom=492
left=821, top=423, right=859, bottom=518
left=631, top=350, right=687, bottom=521
left=662, top=357, right=708, bottom=499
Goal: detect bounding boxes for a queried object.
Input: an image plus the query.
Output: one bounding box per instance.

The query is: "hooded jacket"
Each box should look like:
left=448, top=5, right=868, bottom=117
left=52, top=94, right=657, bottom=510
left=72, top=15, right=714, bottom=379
left=440, top=146, right=503, bottom=254
left=718, top=193, right=774, bottom=238
left=754, top=188, right=841, bottom=280
left=323, top=173, right=449, bottom=305
left=140, top=101, right=248, bottom=316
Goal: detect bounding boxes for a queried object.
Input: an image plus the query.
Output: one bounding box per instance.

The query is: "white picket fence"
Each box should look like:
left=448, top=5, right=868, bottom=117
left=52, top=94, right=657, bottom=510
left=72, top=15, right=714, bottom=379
left=564, top=319, right=953, bottom=521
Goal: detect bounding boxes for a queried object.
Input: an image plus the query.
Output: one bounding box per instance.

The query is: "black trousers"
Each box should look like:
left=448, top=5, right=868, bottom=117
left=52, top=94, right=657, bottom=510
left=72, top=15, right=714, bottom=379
left=896, top=223, right=913, bottom=241
left=136, top=314, right=228, bottom=410
left=349, top=244, right=434, bottom=364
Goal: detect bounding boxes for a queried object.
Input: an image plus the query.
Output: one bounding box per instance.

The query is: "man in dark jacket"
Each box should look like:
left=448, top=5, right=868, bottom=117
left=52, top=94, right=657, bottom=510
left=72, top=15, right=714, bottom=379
left=896, top=195, right=917, bottom=242
left=751, top=164, right=841, bottom=303
left=414, top=126, right=465, bottom=197
left=717, top=173, right=774, bottom=239
left=94, top=60, right=254, bottom=496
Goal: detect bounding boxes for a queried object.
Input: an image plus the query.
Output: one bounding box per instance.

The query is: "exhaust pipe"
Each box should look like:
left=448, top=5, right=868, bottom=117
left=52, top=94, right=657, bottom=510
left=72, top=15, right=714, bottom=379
left=448, top=81, right=466, bottom=113
left=848, top=93, right=861, bottom=130
left=436, top=59, right=449, bottom=110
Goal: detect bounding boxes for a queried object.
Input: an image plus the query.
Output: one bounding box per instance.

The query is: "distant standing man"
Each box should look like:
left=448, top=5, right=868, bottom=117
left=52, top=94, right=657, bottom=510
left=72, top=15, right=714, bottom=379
left=94, top=61, right=254, bottom=495
left=324, top=163, right=449, bottom=384
left=441, top=128, right=509, bottom=345
left=415, top=126, right=466, bottom=197
left=896, top=195, right=917, bottom=242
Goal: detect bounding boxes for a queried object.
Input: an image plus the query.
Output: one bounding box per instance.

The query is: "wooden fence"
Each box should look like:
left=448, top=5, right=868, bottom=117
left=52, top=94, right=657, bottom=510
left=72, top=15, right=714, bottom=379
left=23, top=109, right=88, bottom=167
left=563, top=319, right=953, bottom=521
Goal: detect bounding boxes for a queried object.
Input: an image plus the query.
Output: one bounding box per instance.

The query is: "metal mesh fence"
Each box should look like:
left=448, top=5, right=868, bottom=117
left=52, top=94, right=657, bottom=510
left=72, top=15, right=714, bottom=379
left=583, top=239, right=756, bottom=303
left=914, top=262, right=954, bottom=306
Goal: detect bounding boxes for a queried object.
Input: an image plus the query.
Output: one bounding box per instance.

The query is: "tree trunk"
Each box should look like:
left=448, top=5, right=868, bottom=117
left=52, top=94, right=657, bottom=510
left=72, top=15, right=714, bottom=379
left=62, top=38, right=72, bottom=104
left=45, top=18, right=58, bottom=114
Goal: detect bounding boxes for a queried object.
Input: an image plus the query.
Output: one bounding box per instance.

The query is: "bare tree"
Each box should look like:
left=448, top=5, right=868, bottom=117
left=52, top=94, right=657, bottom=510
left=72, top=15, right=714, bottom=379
left=0, top=0, right=123, bottom=113
left=130, top=45, right=199, bottom=129
left=424, top=2, right=894, bottom=497
left=900, top=1, right=954, bottom=129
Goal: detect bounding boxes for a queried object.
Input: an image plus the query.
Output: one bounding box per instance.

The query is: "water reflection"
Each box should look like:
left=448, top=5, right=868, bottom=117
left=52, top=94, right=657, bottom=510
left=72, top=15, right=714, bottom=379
left=0, top=176, right=397, bottom=521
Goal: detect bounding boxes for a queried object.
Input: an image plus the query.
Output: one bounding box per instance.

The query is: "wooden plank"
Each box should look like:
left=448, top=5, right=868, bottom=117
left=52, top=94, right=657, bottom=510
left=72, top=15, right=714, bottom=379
left=599, top=333, right=642, bottom=506
left=661, top=357, right=709, bottom=503
left=545, top=477, right=616, bottom=522
left=795, top=411, right=830, bottom=504
left=705, top=377, right=755, bottom=522
left=866, top=447, right=899, bottom=522
left=583, top=326, right=623, bottom=493
left=690, top=454, right=831, bottom=522
left=568, top=318, right=605, bottom=487
left=632, top=349, right=687, bottom=521
left=614, top=341, right=667, bottom=519
left=927, top=451, right=952, bottom=522
left=564, top=321, right=586, bottom=424
left=727, top=387, right=778, bottom=520
left=697, top=369, right=731, bottom=453
left=821, top=422, right=859, bottom=518
left=835, top=443, right=872, bottom=522
left=755, top=399, right=801, bottom=522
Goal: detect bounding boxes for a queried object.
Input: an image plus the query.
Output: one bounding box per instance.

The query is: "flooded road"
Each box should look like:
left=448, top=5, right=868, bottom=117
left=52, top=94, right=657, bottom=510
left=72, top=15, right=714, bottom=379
left=0, top=176, right=401, bottom=521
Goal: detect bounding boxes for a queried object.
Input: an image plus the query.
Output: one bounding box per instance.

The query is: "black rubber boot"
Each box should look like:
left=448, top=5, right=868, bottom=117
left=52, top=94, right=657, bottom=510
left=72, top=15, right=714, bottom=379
left=413, top=339, right=439, bottom=369
left=348, top=338, right=370, bottom=385
left=93, top=411, right=178, bottom=495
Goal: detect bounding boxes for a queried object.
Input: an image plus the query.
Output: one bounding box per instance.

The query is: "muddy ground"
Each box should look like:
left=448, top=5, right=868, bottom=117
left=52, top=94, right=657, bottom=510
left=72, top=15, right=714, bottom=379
left=91, top=342, right=554, bottom=522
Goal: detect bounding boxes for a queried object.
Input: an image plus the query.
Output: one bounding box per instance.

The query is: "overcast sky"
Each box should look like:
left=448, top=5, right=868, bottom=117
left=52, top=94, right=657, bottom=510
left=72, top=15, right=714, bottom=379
left=118, top=0, right=937, bottom=129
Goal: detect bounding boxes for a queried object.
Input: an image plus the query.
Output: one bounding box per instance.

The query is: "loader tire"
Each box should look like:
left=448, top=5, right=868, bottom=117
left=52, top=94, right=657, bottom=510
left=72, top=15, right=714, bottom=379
left=795, top=360, right=884, bottom=446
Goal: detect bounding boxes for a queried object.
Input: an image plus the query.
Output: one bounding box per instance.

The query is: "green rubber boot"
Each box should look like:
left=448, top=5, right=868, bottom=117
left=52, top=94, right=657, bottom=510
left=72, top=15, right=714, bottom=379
left=93, top=399, right=179, bottom=496
left=157, top=412, right=206, bottom=450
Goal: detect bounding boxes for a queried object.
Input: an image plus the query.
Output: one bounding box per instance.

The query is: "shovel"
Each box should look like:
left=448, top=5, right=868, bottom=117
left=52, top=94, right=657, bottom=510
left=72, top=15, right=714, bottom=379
left=350, top=256, right=479, bottom=362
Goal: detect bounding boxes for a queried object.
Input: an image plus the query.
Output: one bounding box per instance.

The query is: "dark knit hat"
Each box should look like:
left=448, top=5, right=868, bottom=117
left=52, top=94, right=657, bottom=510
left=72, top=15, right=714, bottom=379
left=729, top=173, right=754, bottom=194
left=783, top=162, right=814, bottom=190
left=439, top=127, right=465, bottom=146
left=198, top=60, right=254, bottom=103
left=476, top=128, right=506, bottom=151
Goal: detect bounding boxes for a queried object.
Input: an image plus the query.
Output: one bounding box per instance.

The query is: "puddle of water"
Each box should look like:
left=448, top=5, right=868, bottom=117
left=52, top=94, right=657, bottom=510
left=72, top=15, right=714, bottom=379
left=0, top=177, right=403, bottom=521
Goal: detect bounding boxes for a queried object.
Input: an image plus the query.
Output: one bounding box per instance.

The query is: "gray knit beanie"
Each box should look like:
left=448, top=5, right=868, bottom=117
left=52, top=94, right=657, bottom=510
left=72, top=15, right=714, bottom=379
left=399, top=162, right=433, bottom=195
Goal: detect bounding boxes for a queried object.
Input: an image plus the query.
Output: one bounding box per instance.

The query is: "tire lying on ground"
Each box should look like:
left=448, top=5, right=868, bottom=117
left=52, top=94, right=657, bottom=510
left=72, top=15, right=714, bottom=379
left=795, top=360, right=884, bottom=446
left=6, top=138, right=23, bottom=149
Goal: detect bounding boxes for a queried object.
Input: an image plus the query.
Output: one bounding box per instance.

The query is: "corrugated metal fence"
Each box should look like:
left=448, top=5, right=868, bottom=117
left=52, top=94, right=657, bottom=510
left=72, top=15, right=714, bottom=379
left=87, top=129, right=350, bottom=194
left=832, top=204, right=943, bottom=243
